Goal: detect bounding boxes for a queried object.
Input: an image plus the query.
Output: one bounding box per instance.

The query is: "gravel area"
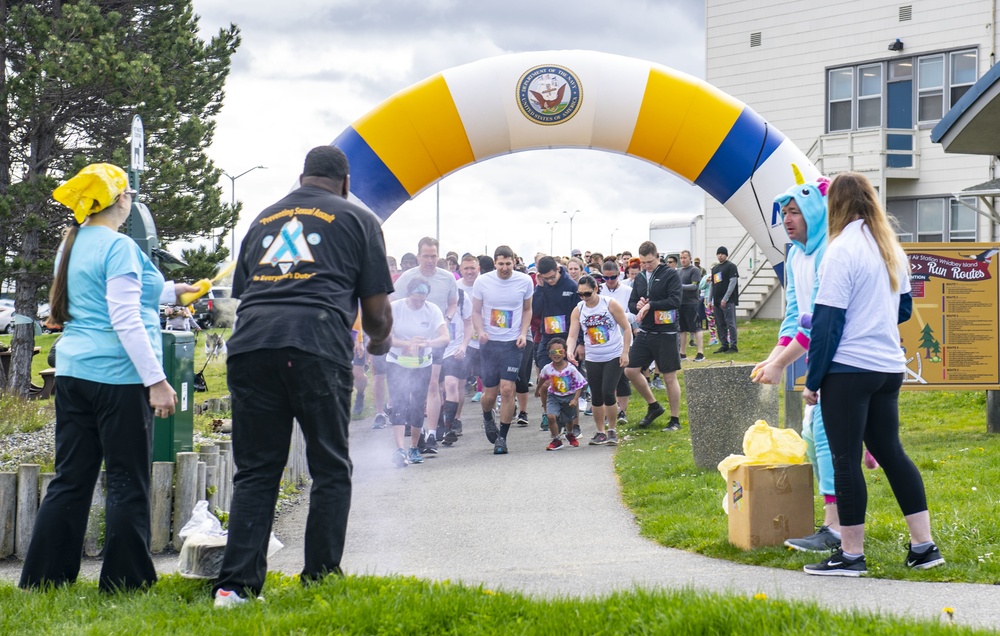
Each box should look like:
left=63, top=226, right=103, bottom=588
left=0, top=421, right=55, bottom=472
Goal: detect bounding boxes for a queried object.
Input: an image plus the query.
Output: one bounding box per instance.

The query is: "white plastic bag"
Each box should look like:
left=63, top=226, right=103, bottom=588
left=178, top=500, right=225, bottom=541
left=177, top=500, right=284, bottom=578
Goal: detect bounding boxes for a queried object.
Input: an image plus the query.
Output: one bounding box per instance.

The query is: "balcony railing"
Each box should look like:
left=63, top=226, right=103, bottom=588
left=806, top=128, right=920, bottom=179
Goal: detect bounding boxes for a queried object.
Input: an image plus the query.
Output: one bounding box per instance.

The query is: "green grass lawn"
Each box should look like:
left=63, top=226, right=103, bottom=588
left=617, top=319, right=1000, bottom=584
left=0, top=573, right=985, bottom=636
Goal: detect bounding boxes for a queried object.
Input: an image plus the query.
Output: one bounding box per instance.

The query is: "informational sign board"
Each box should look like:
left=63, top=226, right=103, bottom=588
left=785, top=242, right=1000, bottom=391
left=130, top=115, right=145, bottom=172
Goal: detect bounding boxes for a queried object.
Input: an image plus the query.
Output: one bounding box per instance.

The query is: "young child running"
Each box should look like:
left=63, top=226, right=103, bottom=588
left=535, top=338, right=588, bottom=450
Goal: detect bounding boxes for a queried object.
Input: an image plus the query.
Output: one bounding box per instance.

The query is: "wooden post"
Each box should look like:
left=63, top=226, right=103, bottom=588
left=208, top=398, right=220, bottom=413
left=172, top=452, right=199, bottom=550
left=38, top=473, right=55, bottom=505
left=0, top=472, right=15, bottom=558
left=83, top=470, right=106, bottom=557
left=15, top=464, right=40, bottom=560
left=151, top=462, right=174, bottom=553
left=221, top=396, right=231, bottom=412
left=784, top=389, right=803, bottom=434
left=988, top=390, right=1000, bottom=434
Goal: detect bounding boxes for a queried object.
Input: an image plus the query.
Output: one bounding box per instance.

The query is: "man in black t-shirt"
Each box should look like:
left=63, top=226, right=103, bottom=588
left=214, top=146, right=393, bottom=607
left=711, top=246, right=739, bottom=353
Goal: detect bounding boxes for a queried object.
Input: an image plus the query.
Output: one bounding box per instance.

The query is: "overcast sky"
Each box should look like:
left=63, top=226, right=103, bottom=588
left=190, top=0, right=706, bottom=262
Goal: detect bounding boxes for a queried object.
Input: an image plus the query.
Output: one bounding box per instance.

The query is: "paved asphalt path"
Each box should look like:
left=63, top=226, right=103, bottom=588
left=2, top=403, right=999, bottom=631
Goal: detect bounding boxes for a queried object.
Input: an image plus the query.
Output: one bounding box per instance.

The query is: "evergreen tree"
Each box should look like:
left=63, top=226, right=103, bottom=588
left=0, top=0, right=240, bottom=396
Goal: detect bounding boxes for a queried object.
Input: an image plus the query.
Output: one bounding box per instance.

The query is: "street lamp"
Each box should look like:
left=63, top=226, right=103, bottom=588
left=611, top=227, right=620, bottom=253
left=563, top=209, right=580, bottom=253
left=546, top=220, right=559, bottom=255
left=222, top=165, right=267, bottom=254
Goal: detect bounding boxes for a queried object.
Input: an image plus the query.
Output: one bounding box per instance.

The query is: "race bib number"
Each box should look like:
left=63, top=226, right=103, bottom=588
left=713, top=273, right=722, bottom=283
left=448, top=322, right=457, bottom=340
left=490, top=309, right=513, bottom=329
left=587, top=325, right=610, bottom=345
left=551, top=375, right=569, bottom=394
left=544, top=316, right=566, bottom=334
left=653, top=310, right=675, bottom=325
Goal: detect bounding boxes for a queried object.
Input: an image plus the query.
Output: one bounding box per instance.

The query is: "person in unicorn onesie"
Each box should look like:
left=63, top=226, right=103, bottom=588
left=751, top=168, right=844, bottom=553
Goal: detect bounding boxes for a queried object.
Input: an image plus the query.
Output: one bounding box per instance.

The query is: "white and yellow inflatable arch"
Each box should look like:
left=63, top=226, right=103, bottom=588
left=332, top=50, right=820, bottom=273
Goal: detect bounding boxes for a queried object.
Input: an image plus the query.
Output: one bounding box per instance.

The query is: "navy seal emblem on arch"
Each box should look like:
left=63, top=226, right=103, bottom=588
left=517, top=64, right=582, bottom=125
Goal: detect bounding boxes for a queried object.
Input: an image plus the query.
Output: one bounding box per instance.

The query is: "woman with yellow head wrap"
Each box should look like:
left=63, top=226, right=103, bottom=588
left=19, top=163, right=200, bottom=593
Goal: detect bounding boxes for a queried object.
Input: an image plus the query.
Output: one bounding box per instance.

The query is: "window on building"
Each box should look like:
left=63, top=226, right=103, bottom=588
left=917, top=55, right=944, bottom=122
left=949, top=198, right=977, bottom=241
left=858, top=64, right=882, bottom=128
left=828, top=68, right=853, bottom=131
left=950, top=50, right=977, bottom=106
left=827, top=49, right=976, bottom=132
left=889, top=197, right=978, bottom=242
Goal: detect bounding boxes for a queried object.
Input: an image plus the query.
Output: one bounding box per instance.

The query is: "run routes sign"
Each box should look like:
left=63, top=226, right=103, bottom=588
left=900, top=242, right=1000, bottom=390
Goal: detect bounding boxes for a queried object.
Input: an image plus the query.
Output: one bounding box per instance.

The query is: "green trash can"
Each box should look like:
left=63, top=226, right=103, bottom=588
left=153, top=330, right=195, bottom=461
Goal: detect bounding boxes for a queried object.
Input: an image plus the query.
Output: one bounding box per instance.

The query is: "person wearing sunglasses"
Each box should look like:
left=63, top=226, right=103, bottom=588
left=567, top=275, right=632, bottom=445
left=535, top=338, right=588, bottom=450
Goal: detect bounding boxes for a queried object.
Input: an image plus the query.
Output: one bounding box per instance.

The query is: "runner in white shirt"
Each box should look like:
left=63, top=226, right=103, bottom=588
left=471, top=246, right=533, bottom=455
left=599, top=260, right=634, bottom=428
left=439, top=278, right=473, bottom=445
left=456, top=254, right=481, bottom=429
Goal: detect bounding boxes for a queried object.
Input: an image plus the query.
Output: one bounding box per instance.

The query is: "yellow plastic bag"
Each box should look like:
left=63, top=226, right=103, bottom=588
left=717, top=419, right=807, bottom=483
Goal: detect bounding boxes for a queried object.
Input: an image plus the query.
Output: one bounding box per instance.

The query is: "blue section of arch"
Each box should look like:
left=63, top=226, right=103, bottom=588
left=694, top=108, right=785, bottom=204
left=332, top=127, right=409, bottom=221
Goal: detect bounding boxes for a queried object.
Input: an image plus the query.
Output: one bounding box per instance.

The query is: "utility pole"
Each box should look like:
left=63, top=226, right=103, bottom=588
left=563, top=209, right=580, bottom=253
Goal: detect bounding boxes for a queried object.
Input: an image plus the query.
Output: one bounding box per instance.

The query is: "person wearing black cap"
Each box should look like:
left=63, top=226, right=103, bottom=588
left=711, top=246, right=739, bottom=353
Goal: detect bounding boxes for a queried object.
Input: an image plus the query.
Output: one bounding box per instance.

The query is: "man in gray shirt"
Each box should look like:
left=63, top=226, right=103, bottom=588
left=677, top=250, right=704, bottom=361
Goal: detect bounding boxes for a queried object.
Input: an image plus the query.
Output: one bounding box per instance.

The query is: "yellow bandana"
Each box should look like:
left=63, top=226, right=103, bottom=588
left=52, top=163, right=129, bottom=224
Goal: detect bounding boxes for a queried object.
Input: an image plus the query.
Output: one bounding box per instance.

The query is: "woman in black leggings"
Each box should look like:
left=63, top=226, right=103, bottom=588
left=802, top=172, right=942, bottom=577
left=567, top=275, right=632, bottom=446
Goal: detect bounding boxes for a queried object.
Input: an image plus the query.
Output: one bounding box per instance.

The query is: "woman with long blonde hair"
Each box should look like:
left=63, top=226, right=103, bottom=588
left=801, top=172, right=942, bottom=577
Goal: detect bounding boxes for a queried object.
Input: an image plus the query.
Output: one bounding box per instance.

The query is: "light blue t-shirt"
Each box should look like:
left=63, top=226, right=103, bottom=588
left=57, top=226, right=165, bottom=384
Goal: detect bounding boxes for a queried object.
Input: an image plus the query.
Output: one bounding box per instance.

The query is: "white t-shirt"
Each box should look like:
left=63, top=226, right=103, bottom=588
left=392, top=266, right=458, bottom=314
left=387, top=298, right=445, bottom=368
left=460, top=279, right=480, bottom=349
left=815, top=219, right=910, bottom=373
left=444, top=288, right=474, bottom=358
left=472, top=270, right=534, bottom=342
left=600, top=281, right=634, bottom=326
left=578, top=297, right=625, bottom=362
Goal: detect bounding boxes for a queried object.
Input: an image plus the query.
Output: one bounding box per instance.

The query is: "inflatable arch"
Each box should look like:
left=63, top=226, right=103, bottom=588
left=332, top=50, right=820, bottom=273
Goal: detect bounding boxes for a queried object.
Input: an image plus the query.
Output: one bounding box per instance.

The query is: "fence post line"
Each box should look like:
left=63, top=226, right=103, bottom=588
left=83, top=470, right=106, bottom=556
left=150, top=462, right=174, bottom=553
left=0, top=472, right=16, bottom=558
left=172, top=452, right=200, bottom=550
left=15, top=464, right=40, bottom=560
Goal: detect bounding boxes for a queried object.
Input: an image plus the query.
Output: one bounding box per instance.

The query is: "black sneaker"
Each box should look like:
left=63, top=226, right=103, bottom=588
left=693, top=353, right=705, bottom=362
left=452, top=419, right=463, bottom=436
left=442, top=430, right=459, bottom=446
left=661, top=417, right=681, bottom=432
left=423, top=435, right=439, bottom=455
left=372, top=413, right=388, bottom=429
left=784, top=526, right=841, bottom=553
left=484, top=416, right=499, bottom=444
left=679, top=353, right=687, bottom=360
left=904, top=543, right=945, bottom=570
left=714, top=346, right=730, bottom=354
left=637, top=402, right=666, bottom=428
left=516, top=411, right=529, bottom=427
left=493, top=436, right=508, bottom=455
left=729, top=345, right=739, bottom=353
left=803, top=549, right=867, bottom=577
left=616, top=410, right=628, bottom=426
left=571, top=424, right=582, bottom=438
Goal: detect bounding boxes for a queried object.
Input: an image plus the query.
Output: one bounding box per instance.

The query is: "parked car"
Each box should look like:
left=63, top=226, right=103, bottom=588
left=192, top=286, right=238, bottom=329
left=0, top=299, right=14, bottom=334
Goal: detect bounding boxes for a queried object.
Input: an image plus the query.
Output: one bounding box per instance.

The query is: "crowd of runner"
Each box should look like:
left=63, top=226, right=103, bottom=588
left=352, top=237, right=740, bottom=466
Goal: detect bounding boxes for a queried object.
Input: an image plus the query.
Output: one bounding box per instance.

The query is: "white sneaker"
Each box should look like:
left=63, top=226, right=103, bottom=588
left=214, top=588, right=248, bottom=608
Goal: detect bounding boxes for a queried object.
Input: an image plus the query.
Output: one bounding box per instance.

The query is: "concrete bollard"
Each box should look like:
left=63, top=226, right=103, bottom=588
left=684, top=363, right=780, bottom=470
left=151, top=462, right=174, bottom=553
left=197, top=461, right=207, bottom=502
left=83, top=470, right=106, bottom=556
left=15, top=464, right=40, bottom=560
left=0, top=472, right=15, bottom=558
left=172, top=452, right=200, bottom=550
left=217, top=440, right=233, bottom=511
left=200, top=445, right=219, bottom=511
left=38, top=473, right=55, bottom=505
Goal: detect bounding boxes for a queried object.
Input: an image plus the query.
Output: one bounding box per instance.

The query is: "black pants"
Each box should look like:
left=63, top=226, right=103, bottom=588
left=215, top=348, right=354, bottom=597
left=515, top=341, right=535, bottom=394
left=386, top=363, right=432, bottom=428
left=585, top=358, right=623, bottom=407
left=20, top=377, right=156, bottom=592
left=820, top=371, right=927, bottom=526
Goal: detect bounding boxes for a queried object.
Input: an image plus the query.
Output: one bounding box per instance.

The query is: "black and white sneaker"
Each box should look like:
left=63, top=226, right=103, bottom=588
left=616, top=410, right=628, bottom=426
left=516, top=411, right=529, bottom=427
left=904, top=543, right=945, bottom=570
left=803, top=549, right=867, bottom=577
left=484, top=418, right=499, bottom=444
left=637, top=402, right=665, bottom=428
left=452, top=418, right=463, bottom=436
left=372, top=413, right=388, bottom=430
left=493, top=436, right=508, bottom=455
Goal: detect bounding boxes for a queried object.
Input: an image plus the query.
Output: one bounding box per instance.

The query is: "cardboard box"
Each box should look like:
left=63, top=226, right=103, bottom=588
left=727, top=463, right=814, bottom=550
